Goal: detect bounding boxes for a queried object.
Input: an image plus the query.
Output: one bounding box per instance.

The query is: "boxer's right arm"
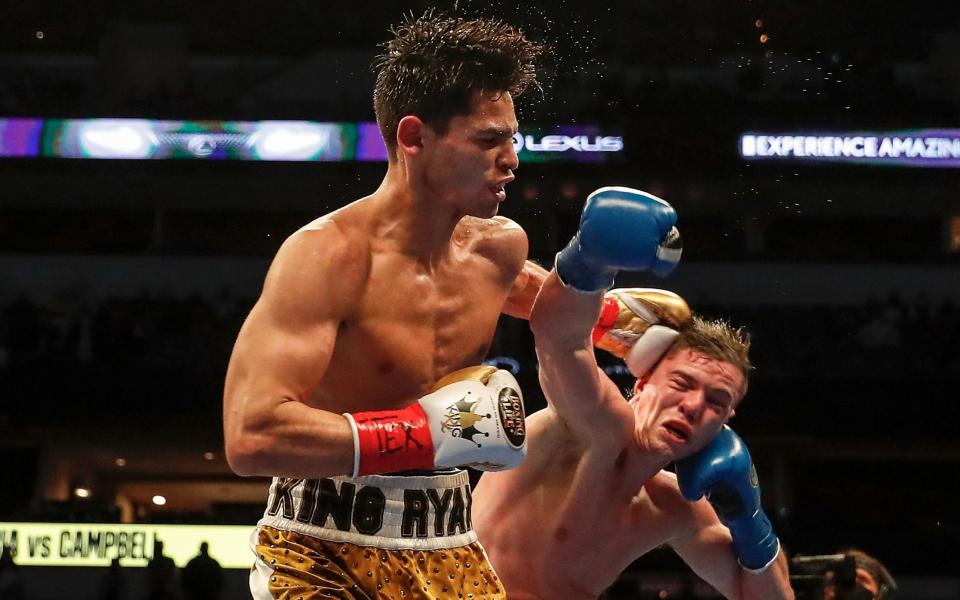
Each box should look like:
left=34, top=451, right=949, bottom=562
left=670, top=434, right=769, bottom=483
left=223, top=222, right=364, bottom=478
left=555, top=186, right=682, bottom=292
left=530, top=271, right=635, bottom=446
left=532, top=187, right=684, bottom=445
left=224, top=224, right=525, bottom=478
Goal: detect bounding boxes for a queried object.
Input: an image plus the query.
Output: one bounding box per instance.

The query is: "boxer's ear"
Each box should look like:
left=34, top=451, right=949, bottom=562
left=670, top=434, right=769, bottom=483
left=633, top=376, right=649, bottom=394
left=855, top=567, right=880, bottom=597
left=728, top=395, right=743, bottom=419
left=397, top=116, right=426, bottom=157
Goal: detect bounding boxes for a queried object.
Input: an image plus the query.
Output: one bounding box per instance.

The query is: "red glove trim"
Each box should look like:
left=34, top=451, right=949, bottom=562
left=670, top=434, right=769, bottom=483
left=350, top=403, right=436, bottom=475
left=591, top=296, right=620, bottom=345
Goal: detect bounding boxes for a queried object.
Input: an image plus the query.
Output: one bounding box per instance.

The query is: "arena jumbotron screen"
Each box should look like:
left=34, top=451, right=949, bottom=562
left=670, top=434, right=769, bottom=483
left=0, top=118, right=625, bottom=163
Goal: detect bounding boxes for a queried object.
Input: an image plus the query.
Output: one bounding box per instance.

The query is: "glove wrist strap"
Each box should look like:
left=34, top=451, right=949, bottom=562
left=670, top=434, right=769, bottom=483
left=345, top=404, right=436, bottom=476
left=729, top=508, right=780, bottom=570
left=554, top=242, right=615, bottom=293
left=738, top=538, right=781, bottom=574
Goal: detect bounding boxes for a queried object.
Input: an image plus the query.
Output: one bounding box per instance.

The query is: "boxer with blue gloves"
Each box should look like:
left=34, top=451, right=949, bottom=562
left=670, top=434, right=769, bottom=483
left=473, top=187, right=793, bottom=599
left=556, top=186, right=683, bottom=292
left=678, top=425, right=782, bottom=571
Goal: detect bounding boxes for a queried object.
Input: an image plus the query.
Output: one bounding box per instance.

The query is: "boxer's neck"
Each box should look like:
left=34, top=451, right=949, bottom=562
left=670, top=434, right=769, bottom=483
left=621, top=444, right=673, bottom=495
left=370, top=168, right=463, bottom=263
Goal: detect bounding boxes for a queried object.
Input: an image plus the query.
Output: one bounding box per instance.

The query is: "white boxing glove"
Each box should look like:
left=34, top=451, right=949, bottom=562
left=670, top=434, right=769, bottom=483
left=344, top=366, right=526, bottom=477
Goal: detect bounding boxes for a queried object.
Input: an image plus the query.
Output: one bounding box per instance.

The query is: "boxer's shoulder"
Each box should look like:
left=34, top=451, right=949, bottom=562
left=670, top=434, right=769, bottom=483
left=645, top=470, right=697, bottom=515
left=643, top=469, right=720, bottom=539
left=488, top=215, right=524, bottom=232
left=268, top=218, right=372, bottom=306
left=296, top=198, right=380, bottom=250
left=458, top=216, right=528, bottom=266
left=293, top=216, right=372, bottom=263
left=458, top=215, right=525, bottom=240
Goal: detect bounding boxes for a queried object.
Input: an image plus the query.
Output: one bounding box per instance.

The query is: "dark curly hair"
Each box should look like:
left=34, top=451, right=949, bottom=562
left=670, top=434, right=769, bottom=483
left=372, top=11, right=545, bottom=156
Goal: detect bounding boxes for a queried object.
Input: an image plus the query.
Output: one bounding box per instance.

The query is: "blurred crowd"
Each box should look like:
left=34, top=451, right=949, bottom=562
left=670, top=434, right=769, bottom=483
left=0, top=540, right=224, bottom=600
left=2, top=4, right=958, bottom=142
left=2, top=288, right=958, bottom=418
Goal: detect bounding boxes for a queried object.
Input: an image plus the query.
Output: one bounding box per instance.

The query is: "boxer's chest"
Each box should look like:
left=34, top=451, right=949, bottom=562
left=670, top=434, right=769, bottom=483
left=538, top=456, right=679, bottom=565
left=316, top=249, right=510, bottom=409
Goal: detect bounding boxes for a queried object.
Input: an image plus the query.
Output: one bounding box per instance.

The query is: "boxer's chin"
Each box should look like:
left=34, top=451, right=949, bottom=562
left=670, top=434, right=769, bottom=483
left=474, top=197, right=500, bottom=219
left=469, top=200, right=500, bottom=219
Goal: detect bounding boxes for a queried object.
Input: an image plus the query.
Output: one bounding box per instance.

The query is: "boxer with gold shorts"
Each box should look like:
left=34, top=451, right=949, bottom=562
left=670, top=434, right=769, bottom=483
left=247, top=365, right=525, bottom=599
left=251, top=472, right=503, bottom=599
left=222, top=13, right=546, bottom=599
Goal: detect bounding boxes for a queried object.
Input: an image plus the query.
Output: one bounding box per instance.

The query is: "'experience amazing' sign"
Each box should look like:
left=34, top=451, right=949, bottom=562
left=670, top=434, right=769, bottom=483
left=740, top=129, right=960, bottom=167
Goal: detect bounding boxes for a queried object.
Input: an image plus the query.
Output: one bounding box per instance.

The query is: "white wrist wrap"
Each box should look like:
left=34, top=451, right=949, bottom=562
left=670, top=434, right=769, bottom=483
left=739, top=539, right=781, bottom=574
left=342, top=412, right=361, bottom=479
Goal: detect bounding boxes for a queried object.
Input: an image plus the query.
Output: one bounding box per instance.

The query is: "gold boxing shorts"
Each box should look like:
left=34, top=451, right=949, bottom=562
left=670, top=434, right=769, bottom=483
left=249, top=471, right=505, bottom=599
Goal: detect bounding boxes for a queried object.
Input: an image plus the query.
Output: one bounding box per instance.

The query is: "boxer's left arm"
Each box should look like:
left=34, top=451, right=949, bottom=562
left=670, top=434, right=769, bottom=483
left=502, top=259, right=549, bottom=319
left=670, top=501, right=793, bottom=600
left=480, top=215, right=547, bottom=320
left=670, top=427, right=793, bottom=599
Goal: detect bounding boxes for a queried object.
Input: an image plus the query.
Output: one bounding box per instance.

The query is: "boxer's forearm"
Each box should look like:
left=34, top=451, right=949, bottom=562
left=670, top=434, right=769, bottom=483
left=530, top=271, right=604, bottom=350
left=530, top=271, right=634, bottom=441
left=739, top=549, right=794, bottom=600
left=225, top=398, right=356, bottom=478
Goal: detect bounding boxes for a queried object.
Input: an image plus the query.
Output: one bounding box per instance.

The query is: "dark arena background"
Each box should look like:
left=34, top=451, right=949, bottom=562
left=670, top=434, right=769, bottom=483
left=1, top=1, right=959, bottom=598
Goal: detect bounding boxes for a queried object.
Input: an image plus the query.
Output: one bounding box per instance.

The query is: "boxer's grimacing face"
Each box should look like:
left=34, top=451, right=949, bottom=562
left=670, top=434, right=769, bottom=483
left=629, top=348, right=744, bottom=460
left=419, top=91, right=519, bottom=219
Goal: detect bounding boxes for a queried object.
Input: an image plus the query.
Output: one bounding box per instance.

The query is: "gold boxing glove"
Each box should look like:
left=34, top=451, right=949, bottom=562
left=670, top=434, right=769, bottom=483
left=591, top=288, right=691, bottom=377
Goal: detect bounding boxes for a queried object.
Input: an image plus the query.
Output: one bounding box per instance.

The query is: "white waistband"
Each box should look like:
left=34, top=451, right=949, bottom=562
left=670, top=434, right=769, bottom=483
left=257, top=471, right=478, bottom=550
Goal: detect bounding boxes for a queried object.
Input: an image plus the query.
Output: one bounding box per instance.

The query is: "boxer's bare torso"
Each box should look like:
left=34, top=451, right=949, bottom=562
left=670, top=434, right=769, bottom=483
left=223, top=191, right=540, bottom=478
left=224, top=89, right=547, bottom=480
left=473, top=272, right=792, bottom=600
left=302, top=202, right=527, bottom=413
left=474, top=407, right=709, bottom=600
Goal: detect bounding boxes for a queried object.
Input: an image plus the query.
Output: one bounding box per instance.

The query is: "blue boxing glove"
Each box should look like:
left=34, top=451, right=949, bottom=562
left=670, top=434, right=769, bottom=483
left=676, top=426, right=780, bottom=571
left=555, top=186, right=682, bottom=292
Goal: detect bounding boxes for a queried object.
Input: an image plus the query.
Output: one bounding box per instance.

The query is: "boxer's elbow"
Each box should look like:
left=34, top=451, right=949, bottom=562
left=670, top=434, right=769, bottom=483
left=225, top=432, right=267, bottom=477
left=224, top=406, right=280, bottom=477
